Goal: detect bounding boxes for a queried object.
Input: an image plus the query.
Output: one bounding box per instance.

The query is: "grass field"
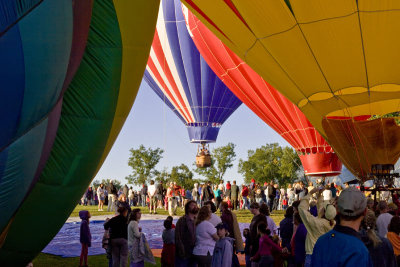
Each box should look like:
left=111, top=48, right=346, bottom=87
left=70, top=204, right=285, bottom=224
left=33, top=204, right=285, bottom=266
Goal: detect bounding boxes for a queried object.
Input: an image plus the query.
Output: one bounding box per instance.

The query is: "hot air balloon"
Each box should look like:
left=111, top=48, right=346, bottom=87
left=183, top=6, right=342, bottom=177
left=144, top=0, right=242, bottom=167
left=0, top=0, right=160, bottom=265
left=181, top=0, right=400, bottom=182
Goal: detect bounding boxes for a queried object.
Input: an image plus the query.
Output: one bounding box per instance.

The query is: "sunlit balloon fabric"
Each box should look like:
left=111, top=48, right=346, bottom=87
left=184, top=7, right=341, bottom=176
left=0, top=0, right=91, bottom=242
left=144, top=0, right=241, bottom=144
left=0, top=0, right=160, bottom=265
left=181, top=0, right=400, bottom=179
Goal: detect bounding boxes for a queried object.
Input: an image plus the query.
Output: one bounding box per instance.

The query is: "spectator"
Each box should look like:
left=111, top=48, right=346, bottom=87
left=123, top=184, right=129, bottom=199
left=167, top=182, right=177, bottom=216
left=243, top=228, right=251, bottom=267
left=201, top=181, right=214, bottom=205
left=192, top=183, right=200, bottom=206
left=377, top=201, right=393, bottom=237
left=86, top=187, right=93, bottom=206
left=279, top=206, right=294, bottom=250
left=214, top=185, right=222, bottom=210
left=231, top=180, right=240, bottom=210
left=193, top=206, right=219, bottom=267
left=387, top=216, right=400, bottom=264
left=322, top=184, right=332, bottom=202
left=225, top=181, right=231, bottom=201
left=107, top=180, right=118, bottom=212
left=156, top=181, right=164, bottom=209
left=298, top=187, right=336, bottom=267
left=140, top=184, right=147, bottom=207
left=241, top=185, right=250, bottom=210
left=148, top=180, right=157, bottom=214
left=104, top=206, right=129, bottom=267
left=161, top=218, right=175, bottom=267
left=250, top=223, right=282, bottom=266
left=115, top=194, right=131, bottom=215
left=212, top=222, right=234, bottom=267
left=292, top=212, right=307, bottom=267
left=329, top=183, right=337, bottom=198
left=360, top=209, right=397, bottom=267
left=249, top=203, right=268, bottom=262
left=97, top=184, right=105, bottom=211
left=287, top=184, right=295, bottom=206
left=79, top=210, right=91, bottom=267
left=128, top=186, right=134, bottom=207
left=311, top=187, right=371, bottom=267
left=260, top=204, right=278, bottom=236
left=204, top=201, right=222, bottom=227
left=175, top=200, right=198, bottom=267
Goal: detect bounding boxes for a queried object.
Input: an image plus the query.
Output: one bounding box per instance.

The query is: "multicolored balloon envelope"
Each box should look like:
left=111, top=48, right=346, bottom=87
left=181, top=0, right=400, bottom=180
left=0, top=0, right=160, bottom=265
left=184, top=6, right=341, bottom=177
left=144, top=0, right=242, bottom=145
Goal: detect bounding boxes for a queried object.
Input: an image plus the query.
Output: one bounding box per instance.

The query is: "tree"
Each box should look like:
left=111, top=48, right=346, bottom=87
left=170, top=164, right=196, bottom=189
left=238, top=143, right=301, bottom=186
left=125, top=145, right=164, bottom=185
left=194, top=143, right=236, bottom=184
left=155, top=168, right=170, bottom=185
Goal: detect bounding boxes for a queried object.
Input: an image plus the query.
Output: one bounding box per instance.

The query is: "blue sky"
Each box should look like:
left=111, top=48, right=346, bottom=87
left=93, top=80, right=291, bottom=188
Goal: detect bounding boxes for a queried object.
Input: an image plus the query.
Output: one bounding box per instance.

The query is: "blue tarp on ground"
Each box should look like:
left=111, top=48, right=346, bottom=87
left=42, top=219, right=250, bottom=257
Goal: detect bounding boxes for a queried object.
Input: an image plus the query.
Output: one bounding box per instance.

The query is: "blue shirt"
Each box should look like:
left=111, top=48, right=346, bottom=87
left=311, top=225, right=372, bottom=267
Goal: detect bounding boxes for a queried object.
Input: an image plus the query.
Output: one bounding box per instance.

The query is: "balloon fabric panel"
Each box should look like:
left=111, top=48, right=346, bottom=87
left=181, top=0, right=400, bottom=178
left=145, top=0, right=241, bottom=143
left=184, top=8, right=341, bottom=176
left=0, top=0, right=160, bottom=265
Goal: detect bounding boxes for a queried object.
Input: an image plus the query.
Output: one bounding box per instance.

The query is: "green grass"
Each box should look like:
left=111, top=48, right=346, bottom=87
left=34, top=205, right=285, bottom=266
left=33, top=253, right=161, bottom=267
left=71, top=204, right=285, bottom=224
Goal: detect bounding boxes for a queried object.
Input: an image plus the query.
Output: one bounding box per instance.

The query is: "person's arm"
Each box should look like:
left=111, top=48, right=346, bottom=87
left=104, top=218, right=112, bottom=230
left=212, top=233, right=219, bottom=241
left=131, top=221, right=141, bottom=238
left=298, top=194, right=320, bottom=232
left=264, top=235, right=282, bottom=253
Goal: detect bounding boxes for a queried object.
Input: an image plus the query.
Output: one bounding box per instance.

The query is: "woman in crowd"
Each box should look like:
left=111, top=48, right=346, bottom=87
left=128, top=208, right=144, bottom=267
left=360, top=209, right=396, bottom=267
left=279, top=206, right=294, bottom=251
left=192, top=206, right=219, bottom=267
left=214, top=185, right=222, bottom=210
left=249, top=202, right=267, bottom=267
left=387, top=216, right=400, bottom=265
left=97, top=184, right=105, bottom=211
left=104, top=206, right=129, bottom=267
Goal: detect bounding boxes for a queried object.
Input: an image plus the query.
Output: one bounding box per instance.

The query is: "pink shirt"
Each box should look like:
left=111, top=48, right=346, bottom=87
left=255, top=235, right=282, bottom=257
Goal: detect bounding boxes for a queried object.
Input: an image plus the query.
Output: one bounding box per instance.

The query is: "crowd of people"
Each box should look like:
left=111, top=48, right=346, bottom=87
left=78, top=178, right=400, bottom=267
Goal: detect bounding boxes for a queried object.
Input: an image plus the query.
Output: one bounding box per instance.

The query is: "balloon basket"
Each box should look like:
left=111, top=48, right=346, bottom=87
left=196, top=144, right=212, bottom=168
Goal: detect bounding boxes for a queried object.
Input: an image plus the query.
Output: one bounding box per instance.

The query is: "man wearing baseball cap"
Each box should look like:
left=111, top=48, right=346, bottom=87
left=311, top=187, right=372, bottom=267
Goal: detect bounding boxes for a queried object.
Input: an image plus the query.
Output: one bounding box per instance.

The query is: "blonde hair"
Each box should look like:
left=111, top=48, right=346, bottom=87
left=364, top=209, right=381, bottom=248
left=118, top=194, right=126, bottom=202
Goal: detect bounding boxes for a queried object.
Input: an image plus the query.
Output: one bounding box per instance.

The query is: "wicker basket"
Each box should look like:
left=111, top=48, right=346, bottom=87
left=196, top=154, right=212, bottom=168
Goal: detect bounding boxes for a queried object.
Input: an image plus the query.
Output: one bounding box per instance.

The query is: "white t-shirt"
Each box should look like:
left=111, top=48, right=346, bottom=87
left=323, top=190, right=332, bottom=201
left=193, top=220, right=217, bottom=256
left=377, top=212, right=393, bottom=237
left=208, top=213, right=222, bottom=227
left=128, top=189, right=134, bottom=198
left=97, top=187, right=104, bottom=197
left=266, top=216, right=278, bottom=235
left=218, top=183, right=225, bottom=193
left=148, top=184, right=156, bottom=197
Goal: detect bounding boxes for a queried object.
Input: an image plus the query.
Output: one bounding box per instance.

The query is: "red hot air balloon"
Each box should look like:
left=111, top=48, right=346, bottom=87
left=183, top=6, right=341, bottom=177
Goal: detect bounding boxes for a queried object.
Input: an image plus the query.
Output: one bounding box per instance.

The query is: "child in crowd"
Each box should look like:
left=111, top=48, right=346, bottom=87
left=79, top=210, right=91, bottom=267
left=243, top=228, right=251, bottom=267
left=212, top=222, right=234, bottom=267
left=250, top=223, right=282, bottom=267
left=166, top=215, right=176, bottom=228
left=161, top=218, right=175, bottom=267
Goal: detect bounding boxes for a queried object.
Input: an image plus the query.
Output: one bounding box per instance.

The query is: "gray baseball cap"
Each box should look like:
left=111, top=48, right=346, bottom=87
left=337, top=187, right=367, bottom=217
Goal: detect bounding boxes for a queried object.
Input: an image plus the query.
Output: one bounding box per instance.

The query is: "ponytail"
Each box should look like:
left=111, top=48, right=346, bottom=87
left=365, top=209, right=381, bottom=248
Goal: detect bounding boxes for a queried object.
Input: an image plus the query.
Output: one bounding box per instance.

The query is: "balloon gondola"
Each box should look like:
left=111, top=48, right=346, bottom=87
left=195, top=143, right=212, bottom=168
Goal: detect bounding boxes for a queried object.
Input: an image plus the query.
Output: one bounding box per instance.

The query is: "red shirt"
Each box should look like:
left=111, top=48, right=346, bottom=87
left=255, top=235, right=282, bottom=257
